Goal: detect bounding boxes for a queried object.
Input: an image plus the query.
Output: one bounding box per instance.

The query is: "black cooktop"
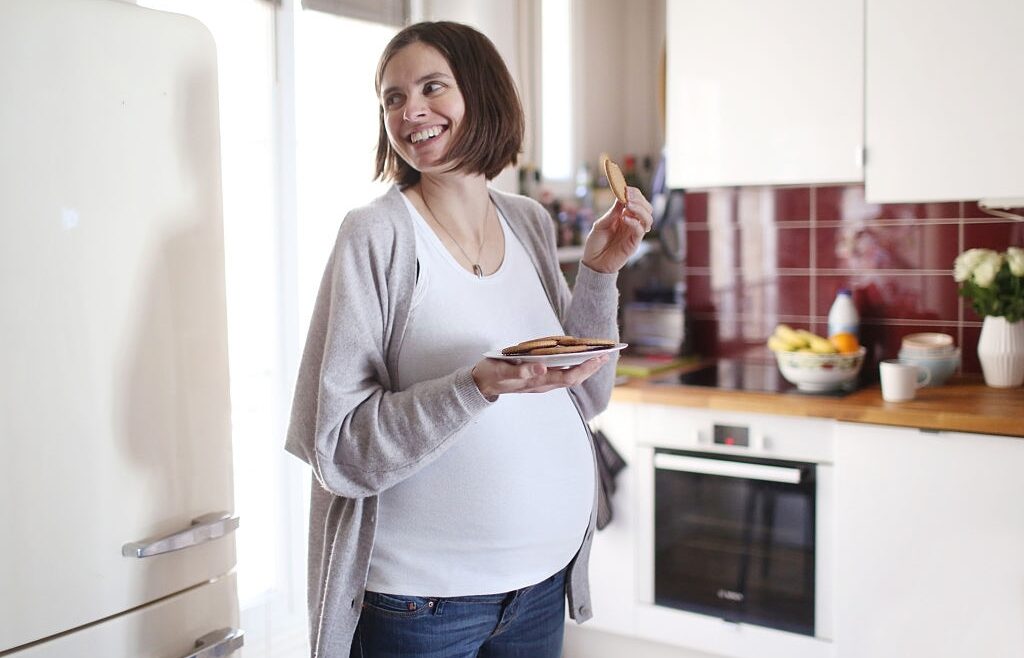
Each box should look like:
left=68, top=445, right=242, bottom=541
left=673, top=359, right=858, bottom=397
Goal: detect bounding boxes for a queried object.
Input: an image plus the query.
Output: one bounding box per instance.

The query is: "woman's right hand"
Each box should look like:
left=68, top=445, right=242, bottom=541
left=471, top=355, right=610, bottom=401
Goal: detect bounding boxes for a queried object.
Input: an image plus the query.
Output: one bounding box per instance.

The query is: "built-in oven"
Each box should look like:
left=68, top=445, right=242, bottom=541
left=653, top=448, right=817, bottom=634
left=635, top=409, right=834, bottom=658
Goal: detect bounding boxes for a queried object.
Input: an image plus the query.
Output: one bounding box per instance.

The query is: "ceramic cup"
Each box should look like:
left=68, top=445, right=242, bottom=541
left=880, top=359, right=931, bottom=402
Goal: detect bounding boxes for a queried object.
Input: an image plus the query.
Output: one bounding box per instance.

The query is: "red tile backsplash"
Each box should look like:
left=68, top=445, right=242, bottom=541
left=815, top=223, right=960, bottom=271
left=775, top=227, right=811, bottom=268
left=682, top=183, right=1022, bottom=375
left=773, top=187, right=812, bottom=222
left=964, top=220, right=1024, bottom=251
left=684, top=227, right=711, bottom=267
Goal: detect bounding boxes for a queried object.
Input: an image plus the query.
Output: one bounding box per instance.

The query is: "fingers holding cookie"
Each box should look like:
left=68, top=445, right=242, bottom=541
left=582, top=179, right=654, bottom=273
left=623, top=187, right=654, bottom=233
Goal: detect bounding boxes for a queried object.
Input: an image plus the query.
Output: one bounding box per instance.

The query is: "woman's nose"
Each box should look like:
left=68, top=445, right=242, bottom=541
left=403, top=98, right=428, bottom=122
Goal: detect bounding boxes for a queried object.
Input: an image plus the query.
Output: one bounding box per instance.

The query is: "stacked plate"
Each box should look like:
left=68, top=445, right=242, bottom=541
left=898, top=333, right=960, bottom=386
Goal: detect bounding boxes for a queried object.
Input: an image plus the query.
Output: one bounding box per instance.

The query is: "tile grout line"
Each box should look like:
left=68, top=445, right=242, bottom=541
left=957, top=201, right=965, bottom=352
left=809, top=186, right=817, bottom=326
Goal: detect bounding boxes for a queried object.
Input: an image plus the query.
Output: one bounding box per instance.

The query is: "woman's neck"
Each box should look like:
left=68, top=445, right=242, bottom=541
left=407, top=171, right=503, bottom=277
left=415, top=173, right=490, bottom=228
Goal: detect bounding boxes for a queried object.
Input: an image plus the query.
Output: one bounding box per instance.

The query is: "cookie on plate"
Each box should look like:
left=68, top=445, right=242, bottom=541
left=501, top=338, right=558, bottom=355
left=558, top=337, right=617, bottom=348
left=528, top=345, right=593, bottom=355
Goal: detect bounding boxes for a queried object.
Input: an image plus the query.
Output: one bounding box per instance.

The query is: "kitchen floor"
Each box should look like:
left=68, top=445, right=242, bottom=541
left=564, top=625, right=722, bottom=658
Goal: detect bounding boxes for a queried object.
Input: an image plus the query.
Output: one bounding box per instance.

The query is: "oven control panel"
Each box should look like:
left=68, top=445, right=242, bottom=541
left=635, top=405, right=836, bottom=464
left=712, top=423, right=749, bottom=447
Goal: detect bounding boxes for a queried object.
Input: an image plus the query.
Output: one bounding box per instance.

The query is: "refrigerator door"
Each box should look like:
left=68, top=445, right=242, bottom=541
left=0, top=0, right=235, bottom=651
left=4, top=573, right=240, bottom=658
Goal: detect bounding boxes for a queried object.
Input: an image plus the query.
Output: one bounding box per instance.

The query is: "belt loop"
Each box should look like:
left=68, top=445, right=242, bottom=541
left=431, top=598, right=444, bottom=615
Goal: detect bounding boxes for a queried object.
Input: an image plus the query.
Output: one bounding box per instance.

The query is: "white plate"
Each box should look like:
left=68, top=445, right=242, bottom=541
left=483, top=343, right=628, bottom=369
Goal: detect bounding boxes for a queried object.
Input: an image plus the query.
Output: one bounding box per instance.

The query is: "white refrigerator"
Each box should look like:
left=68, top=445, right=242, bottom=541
left=0, top=0, right=241, bottom=656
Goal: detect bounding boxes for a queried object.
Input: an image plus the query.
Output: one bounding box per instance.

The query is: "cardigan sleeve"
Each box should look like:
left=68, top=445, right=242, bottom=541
left=526, top=201, right=620, bottom=421
left=284, top=211, right=492, bottom=500
left=563, top=263, right=620, bottom=420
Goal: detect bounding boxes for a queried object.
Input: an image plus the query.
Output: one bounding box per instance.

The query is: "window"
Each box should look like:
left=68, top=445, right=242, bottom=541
left=540, top=0, right=573, bottom=182
left=136, top=1, right=396, bottom=655
left=293, top=9, right=395, bottom=325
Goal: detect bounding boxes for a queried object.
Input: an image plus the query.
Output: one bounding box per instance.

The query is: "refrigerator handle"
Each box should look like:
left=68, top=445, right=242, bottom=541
left=122, top=512, right=240, bottom=558
left=180, top=628, right=245, bottom=658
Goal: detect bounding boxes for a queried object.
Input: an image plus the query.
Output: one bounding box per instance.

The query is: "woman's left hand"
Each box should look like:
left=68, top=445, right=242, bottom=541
left=581, top=187, right=654, bottom=273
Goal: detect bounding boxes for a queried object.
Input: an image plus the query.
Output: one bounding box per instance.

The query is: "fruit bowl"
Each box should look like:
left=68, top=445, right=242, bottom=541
left=775, top=347, right=867, bottom=392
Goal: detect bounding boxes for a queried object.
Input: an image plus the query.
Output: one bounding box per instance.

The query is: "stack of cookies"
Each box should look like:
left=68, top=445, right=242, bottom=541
left=500, top=335, right=617, bottom=356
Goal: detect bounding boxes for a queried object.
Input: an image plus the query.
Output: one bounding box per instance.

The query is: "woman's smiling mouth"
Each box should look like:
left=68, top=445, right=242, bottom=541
left=409, top=125, right=446, bottom=143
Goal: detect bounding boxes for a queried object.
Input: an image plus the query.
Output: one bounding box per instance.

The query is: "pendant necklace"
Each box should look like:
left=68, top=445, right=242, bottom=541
left=420, top=190, right=490, bottom=278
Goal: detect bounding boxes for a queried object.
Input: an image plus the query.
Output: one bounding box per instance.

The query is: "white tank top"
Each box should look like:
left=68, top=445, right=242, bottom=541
left=364, top=194, right=595, bottom=596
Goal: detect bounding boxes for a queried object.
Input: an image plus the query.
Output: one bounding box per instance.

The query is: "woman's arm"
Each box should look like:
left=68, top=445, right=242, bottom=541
left=564, top=186, right=654, bottom=419
left=285, top=212, right=491, bottom=500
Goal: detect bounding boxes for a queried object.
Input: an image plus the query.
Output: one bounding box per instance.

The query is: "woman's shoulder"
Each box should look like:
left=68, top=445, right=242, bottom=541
left=336, top=186, right=413, bottom=247
left=488, top=187, right=548, bottom=221
left=490, top=187, right=554, bottom=245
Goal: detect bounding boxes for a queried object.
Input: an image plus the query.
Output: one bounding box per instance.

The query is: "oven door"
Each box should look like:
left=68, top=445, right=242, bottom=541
left=652, top=449, right=817, bottom=636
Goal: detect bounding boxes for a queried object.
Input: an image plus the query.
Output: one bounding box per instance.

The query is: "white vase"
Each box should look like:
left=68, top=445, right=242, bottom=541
left=977, top=316, right=1024, bottom=387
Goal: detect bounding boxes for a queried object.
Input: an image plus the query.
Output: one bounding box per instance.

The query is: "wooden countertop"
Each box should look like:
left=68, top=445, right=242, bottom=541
left=612, top=372, right=1024, bottom=438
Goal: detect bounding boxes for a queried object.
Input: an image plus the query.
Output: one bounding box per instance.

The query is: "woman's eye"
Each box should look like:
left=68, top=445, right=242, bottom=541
left=384, top=94, right=402, bottom=108
left=424, top=82, right=445, bottom=95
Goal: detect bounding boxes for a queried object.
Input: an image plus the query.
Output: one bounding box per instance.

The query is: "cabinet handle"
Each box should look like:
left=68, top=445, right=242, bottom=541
left=654, top=453, right=801, bottom=484
left=122, top=512, right=239, bottom=558
left=179, top=628, right=244, bottom=658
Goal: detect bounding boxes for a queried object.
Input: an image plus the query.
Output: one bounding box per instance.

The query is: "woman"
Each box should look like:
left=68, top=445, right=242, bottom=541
left=286, top=21, right=653, bottom=658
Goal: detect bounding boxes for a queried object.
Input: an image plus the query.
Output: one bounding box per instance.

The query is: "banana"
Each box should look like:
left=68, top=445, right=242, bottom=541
left=796, top=329, right=839, bottom=354
left=772, top=324, right=807, bottom=349
left=767, top=335, right=794, bottom=352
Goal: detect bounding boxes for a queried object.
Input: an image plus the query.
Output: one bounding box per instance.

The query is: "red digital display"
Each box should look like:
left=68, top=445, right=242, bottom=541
left=713, top=424, right=749, bottom=447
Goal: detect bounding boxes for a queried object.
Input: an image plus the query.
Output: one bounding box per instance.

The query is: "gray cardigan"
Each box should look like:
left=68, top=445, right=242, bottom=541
left=285, top=185, right=619, bottom=657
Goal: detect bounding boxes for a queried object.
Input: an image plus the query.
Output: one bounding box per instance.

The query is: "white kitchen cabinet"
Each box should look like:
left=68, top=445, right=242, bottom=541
left=834, top=423, right=1024, bottom=658
left=585, top=401, right=641, bottom=637
left=865, top=0, right=1024, bottom=202
left=665, top=0, right=863, bottom=188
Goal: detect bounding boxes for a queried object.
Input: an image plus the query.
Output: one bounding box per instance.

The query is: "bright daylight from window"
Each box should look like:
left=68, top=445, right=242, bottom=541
left=136, top=2, right=394, bottom=655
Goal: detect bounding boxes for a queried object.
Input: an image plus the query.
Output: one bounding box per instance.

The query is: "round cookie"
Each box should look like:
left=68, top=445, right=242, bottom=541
left=501, top=338, right=558, bottom=355
left=528, top=345, right=593, bottom=355
left=536, top=335, right=575, bottom=344
left=603, top=157, right=628, bottom=204
left=560, top=337, right=617, bottom=347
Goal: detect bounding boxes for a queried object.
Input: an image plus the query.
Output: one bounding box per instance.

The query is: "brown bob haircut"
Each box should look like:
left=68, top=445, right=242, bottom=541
left=374, top=21, right=525, bottom=187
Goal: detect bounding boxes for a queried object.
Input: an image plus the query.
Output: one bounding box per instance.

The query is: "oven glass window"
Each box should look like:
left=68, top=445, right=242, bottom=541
left=654, top=449, right=816, bottom=636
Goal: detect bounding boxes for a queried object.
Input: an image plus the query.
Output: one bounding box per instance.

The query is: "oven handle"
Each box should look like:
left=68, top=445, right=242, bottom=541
left=654, top=453, right=802, bottom=484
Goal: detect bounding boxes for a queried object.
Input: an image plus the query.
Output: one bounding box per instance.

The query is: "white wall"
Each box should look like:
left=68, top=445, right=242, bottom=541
left=574, top=0, right=665, bottom=169
left=421, top=0, right=666, bottom=189
left=420, top=0, right=522, bottom=192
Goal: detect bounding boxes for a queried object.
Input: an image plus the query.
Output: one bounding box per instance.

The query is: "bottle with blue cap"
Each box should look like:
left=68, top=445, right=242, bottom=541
left=828, top=288, right=860, bottom=338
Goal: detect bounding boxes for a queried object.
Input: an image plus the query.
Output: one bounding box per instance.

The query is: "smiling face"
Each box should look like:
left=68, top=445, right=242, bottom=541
left=373, top=22, right=525, bottom=187
left=379, top=41, right=465, bottom=177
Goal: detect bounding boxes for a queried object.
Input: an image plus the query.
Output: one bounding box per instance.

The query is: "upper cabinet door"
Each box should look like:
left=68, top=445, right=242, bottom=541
left=865, top=0, right=1024, bottom=203
left=665, top=0, right=864, bottom=189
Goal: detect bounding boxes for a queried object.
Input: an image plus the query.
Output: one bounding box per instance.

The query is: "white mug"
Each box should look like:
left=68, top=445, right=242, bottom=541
left=879, top=359, right=931, bottom=402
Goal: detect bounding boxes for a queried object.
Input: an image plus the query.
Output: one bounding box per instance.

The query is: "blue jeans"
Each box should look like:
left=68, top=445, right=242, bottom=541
left=350, top=568, right=568, bottom=658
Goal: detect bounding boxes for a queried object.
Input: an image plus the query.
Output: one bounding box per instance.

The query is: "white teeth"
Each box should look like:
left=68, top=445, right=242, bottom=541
left=411, top=126, right=443, bottom=143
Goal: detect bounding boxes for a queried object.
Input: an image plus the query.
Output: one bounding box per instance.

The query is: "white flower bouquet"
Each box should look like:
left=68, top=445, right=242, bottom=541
left=953, top=247, right=1024, bottom=323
